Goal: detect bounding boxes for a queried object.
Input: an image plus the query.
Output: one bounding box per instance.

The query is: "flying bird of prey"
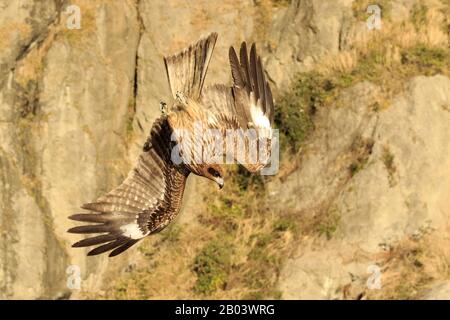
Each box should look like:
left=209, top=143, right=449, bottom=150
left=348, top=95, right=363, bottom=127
left=68, top=32, right=274, bottom=257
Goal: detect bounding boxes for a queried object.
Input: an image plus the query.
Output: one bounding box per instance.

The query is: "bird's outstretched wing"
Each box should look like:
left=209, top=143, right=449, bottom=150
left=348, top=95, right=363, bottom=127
left=201, top=42, right=274, bottom=172
left=164, top=32, right=218, bottom=100
left=68, top=117, right=189, bottom=257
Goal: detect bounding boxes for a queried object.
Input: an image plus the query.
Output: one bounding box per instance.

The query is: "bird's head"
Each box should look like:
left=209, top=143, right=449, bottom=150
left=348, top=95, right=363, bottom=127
left=200, top=164, right=224, bottom=189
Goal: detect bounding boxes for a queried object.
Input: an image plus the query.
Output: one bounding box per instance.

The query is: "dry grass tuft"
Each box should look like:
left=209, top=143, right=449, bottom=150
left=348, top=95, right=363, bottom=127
left=321, top=0, right=448, bottom=76
left=365, top=231, right=450, bottom=299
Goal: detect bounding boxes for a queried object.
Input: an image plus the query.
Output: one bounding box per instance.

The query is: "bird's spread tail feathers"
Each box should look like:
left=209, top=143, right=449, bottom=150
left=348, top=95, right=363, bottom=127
left=164, top=32, right=218, bottom=101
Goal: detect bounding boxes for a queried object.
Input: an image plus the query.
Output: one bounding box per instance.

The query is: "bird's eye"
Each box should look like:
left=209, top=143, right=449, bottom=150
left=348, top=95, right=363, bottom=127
left=208, top=167, right=220, bottom=177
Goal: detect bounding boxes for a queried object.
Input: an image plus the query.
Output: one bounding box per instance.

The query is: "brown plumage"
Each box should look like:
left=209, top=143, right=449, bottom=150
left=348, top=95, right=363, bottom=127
left=68, top=32, right=275, bottom=257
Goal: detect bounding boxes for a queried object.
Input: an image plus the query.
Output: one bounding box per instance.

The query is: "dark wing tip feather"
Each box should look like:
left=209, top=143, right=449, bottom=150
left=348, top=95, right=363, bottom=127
left=249, top=43, right=259, bottom=100
left=80, top=202, right=97, bottom=211
left=71, top=234, right=118, bottom=248
left=69, top=213, right=106, bottom=223
left=86, top=237, right=129, bottom=256
left=229, top=46, right=245, bottom=89
left=250, top=43, right=257, bottom=56
left=69, top=213, right=87, bottom=221
left=109, top=239, right=139, bottom=257
left=239, top=42, right=251, bottom=92
left=256, top=55, right=266, bottom=113
left=266, top=82, right=274, bottom=124
left=67, top=225, right=111, bottom=234
left=228, top=46, right=236, bottom=57
left=240, top=41, right=248, bottom=53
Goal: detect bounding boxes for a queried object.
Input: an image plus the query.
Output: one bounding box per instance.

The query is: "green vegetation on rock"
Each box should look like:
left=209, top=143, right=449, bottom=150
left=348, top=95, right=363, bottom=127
left=192, top=239, right=233, bottom=295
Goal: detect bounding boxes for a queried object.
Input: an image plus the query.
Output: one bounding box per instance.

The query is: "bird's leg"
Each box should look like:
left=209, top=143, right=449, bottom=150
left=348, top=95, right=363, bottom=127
left=159, top=101, right=167, bottom=114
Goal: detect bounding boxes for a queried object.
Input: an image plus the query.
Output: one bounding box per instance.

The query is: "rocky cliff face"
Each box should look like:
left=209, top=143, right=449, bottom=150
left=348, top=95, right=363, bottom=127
left=1, top=0, right=141, bottom=298
left=0, top=0, right=449, bottom=299
left=274, top=75, right=450, bottom=299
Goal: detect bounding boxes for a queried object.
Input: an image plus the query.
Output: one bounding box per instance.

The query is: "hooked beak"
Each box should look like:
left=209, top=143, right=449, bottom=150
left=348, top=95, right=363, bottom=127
left=215, top=177, right=224, bottom=189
